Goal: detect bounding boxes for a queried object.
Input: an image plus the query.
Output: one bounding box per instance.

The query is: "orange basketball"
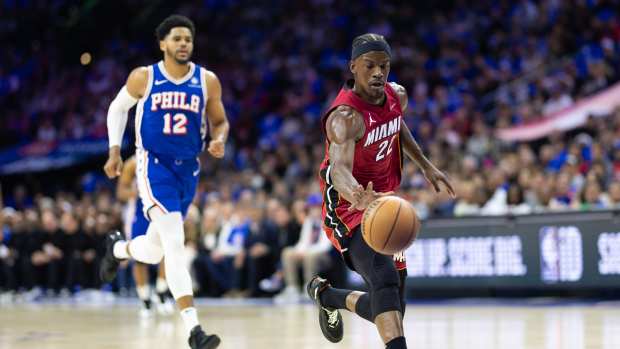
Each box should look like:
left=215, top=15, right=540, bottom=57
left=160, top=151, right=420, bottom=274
left=361, top=196, right=420, bottom=255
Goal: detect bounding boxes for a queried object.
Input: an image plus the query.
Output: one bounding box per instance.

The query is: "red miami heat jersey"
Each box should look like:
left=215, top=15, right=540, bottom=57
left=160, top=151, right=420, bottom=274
left=319, top=81, right=406, bottom=270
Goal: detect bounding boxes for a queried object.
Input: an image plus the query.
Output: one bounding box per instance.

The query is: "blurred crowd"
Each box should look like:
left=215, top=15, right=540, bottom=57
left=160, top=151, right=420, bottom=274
left=0, top=187, right=344, bottom=301
left=2, top=0, right=620, bottom=298
left=2, top=0, right=620, bottom=144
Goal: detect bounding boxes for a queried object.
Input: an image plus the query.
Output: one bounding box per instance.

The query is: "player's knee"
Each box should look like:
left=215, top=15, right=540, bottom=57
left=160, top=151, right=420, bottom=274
left=144, top=243, right=164, bottom=264
left=153, top=212, right=185, bottom=253
left=371, top=285, right=402, bottom=317
left=165, top=229, right=185, bottom=250
left=145, top=225, right=162, bottom=247
left=369, top=268, right=399, bottom=293
left=129, top=236, right=164, bottom=264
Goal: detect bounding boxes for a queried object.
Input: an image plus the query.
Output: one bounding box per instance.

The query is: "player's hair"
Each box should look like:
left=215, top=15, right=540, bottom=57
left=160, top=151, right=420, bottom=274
left=155, top=15, right=195, bottom=41
left=351, top=33, right=391, bottom=60
left=352, top=33, right=388, bottom=49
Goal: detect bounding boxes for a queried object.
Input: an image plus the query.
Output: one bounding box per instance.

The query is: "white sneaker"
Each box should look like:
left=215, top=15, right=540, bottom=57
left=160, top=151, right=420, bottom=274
left=139, top=301, right=154, bottom=318
left=0, top=292, right=13, bottom=305
left=23, top=287, right=43, bottom=302
left=139, top=307, right=154, bottom=318
left=259, top=274, right=283, bottom=292
left=156, top=299, right=175, bottom=316
left=274, top=286, right=302, bottom=304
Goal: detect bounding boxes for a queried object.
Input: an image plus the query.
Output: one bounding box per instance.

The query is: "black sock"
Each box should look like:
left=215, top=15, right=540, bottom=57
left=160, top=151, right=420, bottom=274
left=354, top=293, right=373, bottom=322
left=386, top=336, right=406, bottom=349
left=158, top=292, right=167, bottom=303
left=143, top=299, right=152, bottom=309
left=398, top=269, right=407, bottom=316
left=319, top=287, right=351, bottom=310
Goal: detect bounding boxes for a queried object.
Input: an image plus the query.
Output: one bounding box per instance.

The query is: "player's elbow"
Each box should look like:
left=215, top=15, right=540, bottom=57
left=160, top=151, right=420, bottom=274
left=212, top=117, right=229, bottom=130
left=107, top=87, right=138, bottom=120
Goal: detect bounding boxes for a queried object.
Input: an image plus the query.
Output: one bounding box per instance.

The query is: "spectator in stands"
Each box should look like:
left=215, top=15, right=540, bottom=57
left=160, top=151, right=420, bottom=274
left=58, top=211, right=80, bottom=293
left=0, top=209, right=15, bottom=297
left=18, top=209, right=46, bottom=298
left=608, top=181, right=620, bottom=208
left=506, top=183, right=533, bottom=215
left=194, top=203, right=249, bottom=297
left=274, top=194, right=331, bottom=303
left=8, top=210, right=27, bottom=293
left=574, top=180, right=609, bottom=210
left=453, top=181, right=481, bottom=217
left=244, top=198, right=288, bottom=297
left=258, top=199, right=307, bottom=294
left=481, top=169, right=509, bottom=215
left=193, top=206, right=223, bottom=296
left=548, top=172, right=575, bottom=211
left=39, top=210, right=65, bottom=295
left=77, top=212, right=100, bottom=290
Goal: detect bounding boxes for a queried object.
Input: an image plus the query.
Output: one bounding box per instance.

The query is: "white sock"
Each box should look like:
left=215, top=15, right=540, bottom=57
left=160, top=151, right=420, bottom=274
left=180, top=307, right=200, bottom=336
left=156, top=278, right=168, bottom=293
left=136, top=285, right=150, bottom=301
left=113, top=241, right=129, bottom=259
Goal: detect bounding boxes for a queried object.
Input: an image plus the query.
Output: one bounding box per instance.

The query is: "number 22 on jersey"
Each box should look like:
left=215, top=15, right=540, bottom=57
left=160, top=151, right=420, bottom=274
left=162, top=113, right=187, bottom=135
left=376, top=134, right=396, bottom=161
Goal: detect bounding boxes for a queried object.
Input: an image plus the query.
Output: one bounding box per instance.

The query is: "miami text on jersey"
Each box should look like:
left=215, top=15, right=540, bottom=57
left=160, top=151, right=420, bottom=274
left=363, top=116, right=401, bottom=147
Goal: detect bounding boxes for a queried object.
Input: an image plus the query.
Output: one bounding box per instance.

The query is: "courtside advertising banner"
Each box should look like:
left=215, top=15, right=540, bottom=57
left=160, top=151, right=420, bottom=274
left=402, top=211, right=620, bottom=289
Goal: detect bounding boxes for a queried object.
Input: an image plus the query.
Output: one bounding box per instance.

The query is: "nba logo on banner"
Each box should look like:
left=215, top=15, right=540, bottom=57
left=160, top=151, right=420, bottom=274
left=539, top=226, right=583, bottom=283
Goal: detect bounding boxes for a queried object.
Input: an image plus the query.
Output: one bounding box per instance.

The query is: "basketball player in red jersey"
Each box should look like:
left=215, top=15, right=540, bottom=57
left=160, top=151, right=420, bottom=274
left=307, top=34, right=455, bottom=349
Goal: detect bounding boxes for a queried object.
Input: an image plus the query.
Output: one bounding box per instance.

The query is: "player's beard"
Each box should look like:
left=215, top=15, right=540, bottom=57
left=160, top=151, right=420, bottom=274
left=367, top=85, right=384, bottom=99
left=363, top=82, right=385, bottom=102
left=168, top=48, right=191, bottom=65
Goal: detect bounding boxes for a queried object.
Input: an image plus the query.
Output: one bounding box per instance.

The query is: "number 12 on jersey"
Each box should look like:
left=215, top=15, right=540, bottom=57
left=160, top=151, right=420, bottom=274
left=163, top=113, right=188, bottom=135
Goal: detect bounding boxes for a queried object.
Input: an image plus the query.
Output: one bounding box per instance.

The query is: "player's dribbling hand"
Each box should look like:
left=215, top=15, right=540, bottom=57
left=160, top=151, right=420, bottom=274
left=421, top=164, right=456, bottom=198
left=208, top=139, right=225, bottom=158
left=103, top=147, right=123, bottom=179
left=348, top=181, right=394, bottom=211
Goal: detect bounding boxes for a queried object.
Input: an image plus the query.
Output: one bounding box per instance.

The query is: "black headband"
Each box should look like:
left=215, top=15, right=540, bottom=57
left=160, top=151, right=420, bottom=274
left=351, top=40, right=392, bottom=60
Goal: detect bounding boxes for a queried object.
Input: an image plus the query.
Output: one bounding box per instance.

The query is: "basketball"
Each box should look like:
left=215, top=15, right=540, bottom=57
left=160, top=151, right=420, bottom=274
left=361, top=196, right=420, bottom=255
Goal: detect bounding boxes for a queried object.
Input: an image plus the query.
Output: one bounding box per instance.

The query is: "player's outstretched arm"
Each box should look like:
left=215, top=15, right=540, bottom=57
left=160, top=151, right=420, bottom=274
left=104, top=67, right=147, bottom=178
left=327, top=106, right=392, bottom=210
left=204, top=71, right=229, bottom=159
left=393, top=83, right=455, bottom=197
left=326, top=106, right=364, bottom=204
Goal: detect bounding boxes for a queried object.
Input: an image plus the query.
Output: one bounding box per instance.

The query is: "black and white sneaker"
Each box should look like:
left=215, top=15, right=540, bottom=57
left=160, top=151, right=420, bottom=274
left=188, top=325, right=221, bottom=349
left=306, top=276, right=344, bottom=343
left=99, top=231, right=125, bottom=283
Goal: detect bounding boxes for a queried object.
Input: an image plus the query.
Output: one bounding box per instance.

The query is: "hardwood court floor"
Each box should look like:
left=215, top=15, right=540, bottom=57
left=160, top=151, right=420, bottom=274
left=1, top=298, right=619, bottom=349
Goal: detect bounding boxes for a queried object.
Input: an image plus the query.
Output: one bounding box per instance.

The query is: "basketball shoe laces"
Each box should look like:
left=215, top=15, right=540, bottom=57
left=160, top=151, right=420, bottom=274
left=323, top=307, right=339, bottom=327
